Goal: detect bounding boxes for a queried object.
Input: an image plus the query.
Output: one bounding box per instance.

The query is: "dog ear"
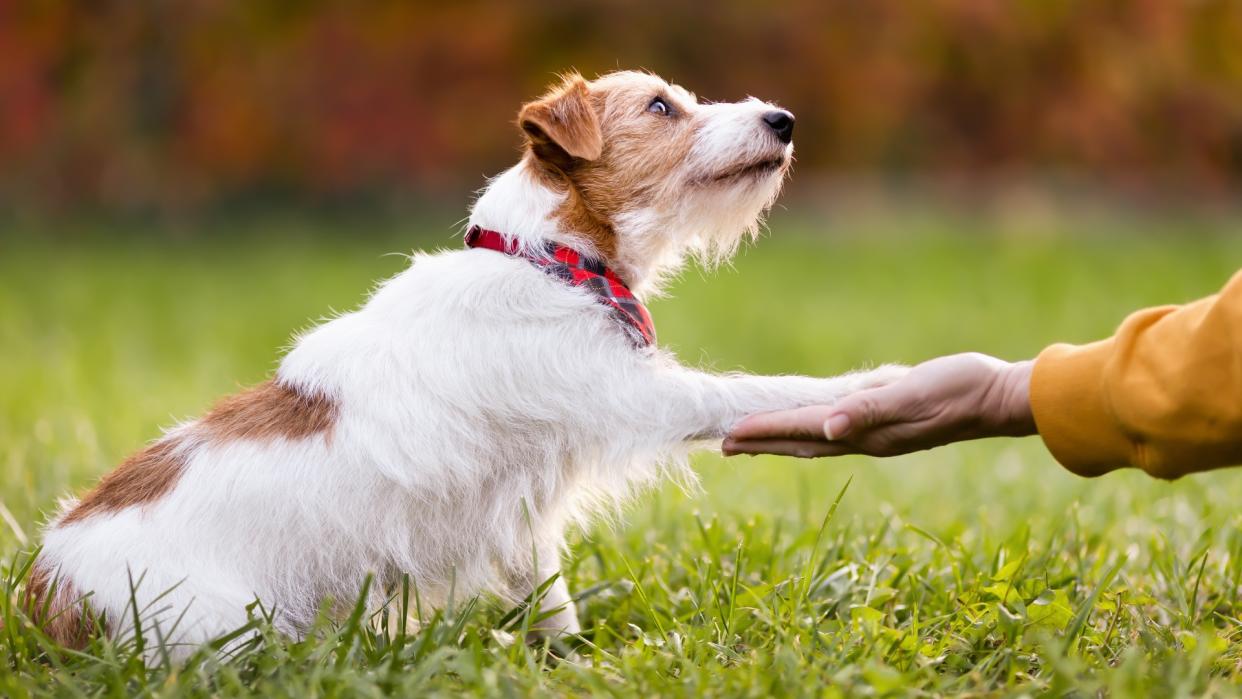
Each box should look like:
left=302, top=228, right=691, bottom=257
left=519, top=74, right=603, bottom=171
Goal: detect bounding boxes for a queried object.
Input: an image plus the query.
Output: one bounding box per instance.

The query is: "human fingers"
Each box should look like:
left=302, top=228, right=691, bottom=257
left=728, top=405, right=838, bottom=441
left=721, top=438, right=859, bottom=458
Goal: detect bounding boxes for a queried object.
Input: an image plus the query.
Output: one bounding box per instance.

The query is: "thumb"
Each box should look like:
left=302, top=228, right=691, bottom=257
left=823, top=385, right=903, bottom=440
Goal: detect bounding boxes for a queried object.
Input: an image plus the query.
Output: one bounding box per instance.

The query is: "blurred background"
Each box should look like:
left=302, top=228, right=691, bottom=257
left=4, top=0, right=1242, bottom=222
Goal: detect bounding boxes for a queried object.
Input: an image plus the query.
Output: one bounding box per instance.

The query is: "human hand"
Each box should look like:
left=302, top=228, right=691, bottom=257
left=721, top=353, right=1036, bottom=458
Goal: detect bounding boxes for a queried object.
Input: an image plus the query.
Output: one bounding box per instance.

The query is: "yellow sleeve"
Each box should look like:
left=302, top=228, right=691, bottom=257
left=1029, top=270, right=1242, bottom=479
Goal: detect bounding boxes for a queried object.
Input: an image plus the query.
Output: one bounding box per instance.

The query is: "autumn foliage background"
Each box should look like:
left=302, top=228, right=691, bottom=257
left=4, top=0, right=1242, bottom=220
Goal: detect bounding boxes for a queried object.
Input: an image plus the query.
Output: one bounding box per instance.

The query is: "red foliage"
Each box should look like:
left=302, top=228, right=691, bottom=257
left=2, top=0, right=1241, bottom=212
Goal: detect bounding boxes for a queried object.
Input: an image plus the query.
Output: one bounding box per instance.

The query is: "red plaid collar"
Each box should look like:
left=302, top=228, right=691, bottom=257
left=465, top=225, right=656, bottom=348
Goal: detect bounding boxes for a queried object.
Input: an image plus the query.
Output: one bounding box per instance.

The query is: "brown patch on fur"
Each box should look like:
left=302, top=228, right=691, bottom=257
left=556, top=179, right=619, bottom=260
left=201, top=379, right=337, bottom=442
left=61, top=437, right=189, bottom=525
left=61, top=380, right=335, bottom=525
left=519, top=72, right=700, bottom=271
left=23, top=560, right=99, bottom=649
left=518, top=74, right=618, bottom=260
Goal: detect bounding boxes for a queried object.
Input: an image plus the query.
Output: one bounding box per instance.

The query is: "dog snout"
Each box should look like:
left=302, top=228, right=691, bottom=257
left=762, top=110, right=795, bottom=144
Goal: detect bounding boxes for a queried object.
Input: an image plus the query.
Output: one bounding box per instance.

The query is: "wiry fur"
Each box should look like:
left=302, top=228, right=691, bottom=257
left=32, top=70, right=905, bottom=655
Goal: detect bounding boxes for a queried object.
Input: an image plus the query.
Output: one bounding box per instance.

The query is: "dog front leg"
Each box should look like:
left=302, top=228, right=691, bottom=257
left=504, top=544, right=580, bottom=642
left=527, top=574, right=579, bottom=639
left=653, top=364, right=908, bottom=441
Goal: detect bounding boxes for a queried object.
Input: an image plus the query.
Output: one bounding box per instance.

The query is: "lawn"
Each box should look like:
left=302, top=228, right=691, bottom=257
left=3, top=210, right=1242, bottom=696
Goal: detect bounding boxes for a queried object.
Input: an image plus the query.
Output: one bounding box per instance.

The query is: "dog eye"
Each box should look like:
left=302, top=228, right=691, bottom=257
left=647, top=97, right=671, bottom=116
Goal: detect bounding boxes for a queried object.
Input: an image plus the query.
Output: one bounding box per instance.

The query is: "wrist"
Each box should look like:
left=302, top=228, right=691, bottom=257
left=993, top=360, right=1036, bottom=437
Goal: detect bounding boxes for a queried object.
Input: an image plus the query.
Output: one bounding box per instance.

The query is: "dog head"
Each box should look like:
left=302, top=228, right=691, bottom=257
left=518, top=70, right=794, bottom=290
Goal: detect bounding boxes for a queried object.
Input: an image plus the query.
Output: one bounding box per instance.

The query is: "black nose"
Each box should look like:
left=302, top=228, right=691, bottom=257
left=762, top=110, right=795, bottom=144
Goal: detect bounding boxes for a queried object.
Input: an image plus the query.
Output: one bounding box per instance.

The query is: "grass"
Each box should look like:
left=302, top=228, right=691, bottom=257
left=3, top=209, right=1242, bottom=696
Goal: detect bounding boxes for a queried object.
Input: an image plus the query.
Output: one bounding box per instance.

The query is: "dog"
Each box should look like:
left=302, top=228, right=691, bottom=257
left=25, top=70, right=904, bottom=654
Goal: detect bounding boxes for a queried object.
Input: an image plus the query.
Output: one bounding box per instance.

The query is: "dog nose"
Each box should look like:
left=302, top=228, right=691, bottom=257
left=762, top=110, right=795, bottom=144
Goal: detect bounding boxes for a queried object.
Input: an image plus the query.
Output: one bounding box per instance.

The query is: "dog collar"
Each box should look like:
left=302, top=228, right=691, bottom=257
left=465, top=225, right=656, bottom=348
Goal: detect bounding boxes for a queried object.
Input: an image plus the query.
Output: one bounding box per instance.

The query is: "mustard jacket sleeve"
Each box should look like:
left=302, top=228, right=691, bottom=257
left=1029, top=270, right=1242, bottom=479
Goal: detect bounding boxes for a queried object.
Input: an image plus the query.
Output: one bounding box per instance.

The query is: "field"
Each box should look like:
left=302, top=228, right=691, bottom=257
left=3, top=210, right=1242, bottom=696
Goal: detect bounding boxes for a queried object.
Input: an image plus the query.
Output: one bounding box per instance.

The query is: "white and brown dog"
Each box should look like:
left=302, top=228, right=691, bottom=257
left=26, top=71, right=903, bottom=653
